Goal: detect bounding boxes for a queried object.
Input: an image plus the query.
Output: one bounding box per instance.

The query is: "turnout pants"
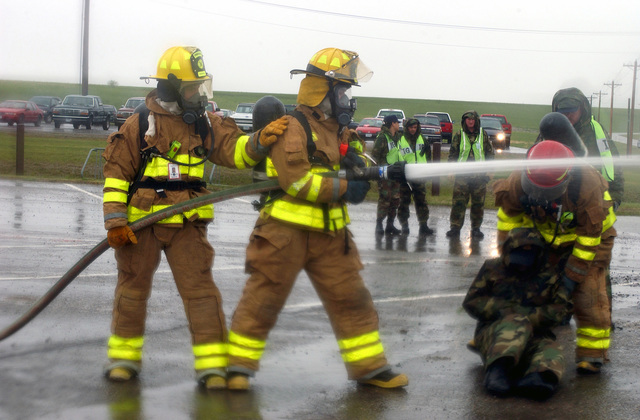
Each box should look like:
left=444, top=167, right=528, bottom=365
left=108, top=220, right=227, bottom=378
left=228, top=218, right=389, bottom=380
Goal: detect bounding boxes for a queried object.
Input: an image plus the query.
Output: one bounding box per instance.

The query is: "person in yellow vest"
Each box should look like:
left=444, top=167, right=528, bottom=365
left=550, top=87, right=624, bottom=210
left=101, top=46, right=286, bottom=389
left=446, top=110, right=494, bottom=239
left=372, top=114, right=402, bottom=236
left=397, top=118, right=433, bottom=237
left=225, top=48, right=408, bottom=391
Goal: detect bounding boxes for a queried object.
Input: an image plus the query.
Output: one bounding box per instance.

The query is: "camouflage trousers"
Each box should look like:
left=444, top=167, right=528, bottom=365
left=398, top=182, right=429, bottom=224
left=449, top=176, right=488, bottom=229
left=475, top=313, right=565, bottom=381
left=376, top=180, right=401, bottom=220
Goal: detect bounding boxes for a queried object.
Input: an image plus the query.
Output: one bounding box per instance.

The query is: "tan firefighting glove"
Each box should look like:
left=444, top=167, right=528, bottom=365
left=107, top=226, right=138, bottom=249
left=259, top=116, right=288, bottom=147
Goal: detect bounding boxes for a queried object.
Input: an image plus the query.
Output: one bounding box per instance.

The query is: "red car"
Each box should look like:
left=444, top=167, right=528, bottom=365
left=356, top=117, right=384, bottom=141
left=0, top=100, right=44, bottom=126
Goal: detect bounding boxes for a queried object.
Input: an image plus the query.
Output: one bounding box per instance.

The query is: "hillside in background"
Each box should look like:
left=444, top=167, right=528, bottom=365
left=1, top=80, right=634, bottom=135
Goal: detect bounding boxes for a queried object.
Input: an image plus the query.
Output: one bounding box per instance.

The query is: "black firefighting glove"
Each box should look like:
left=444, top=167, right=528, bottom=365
left=343, top=180, right=370, bottom=204
left=342, top=150, right=366, bottom=170
left=386, top=161, right=407, bottom=183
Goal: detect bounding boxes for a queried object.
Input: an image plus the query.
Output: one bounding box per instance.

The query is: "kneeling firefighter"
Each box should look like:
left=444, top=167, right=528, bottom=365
left=101, top=46, right=287, bottom=389
left=225, top=48, right=409, bottom=390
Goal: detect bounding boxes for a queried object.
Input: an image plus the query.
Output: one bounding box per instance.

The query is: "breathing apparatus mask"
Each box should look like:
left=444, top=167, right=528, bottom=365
left=160, top=74, right=213, bottom=125
left=330, top=82, right=357, bottom=127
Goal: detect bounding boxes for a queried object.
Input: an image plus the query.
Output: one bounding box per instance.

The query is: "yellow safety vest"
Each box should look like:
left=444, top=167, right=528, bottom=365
left=398, top=135, right=428, bottom=164
left=591, top=117, right=615, bottom=182
left=458, top=131, right=485, bottom=162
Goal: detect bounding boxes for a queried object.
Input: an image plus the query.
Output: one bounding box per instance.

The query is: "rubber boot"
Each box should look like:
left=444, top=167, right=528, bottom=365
left=400, top=222, right=410, bottom=236
left=202, top=374, right=226, bottom=390
left=516, top=371, right=558, bottom=401
left=375, top=218, right=384, bottom=236
left=385, top=218, right=401, bottom=236
left=471, top=228, right=485, bottom=239
left=446, top=227, right=460, bottom=238
left=419, top=223, right=434, bottom=237
left=483, top=358, right=512, bottom=397
left=357, top=369, right=409, bottom=388
left=576, top=361, right=602, bottom=374
left=227, top=373, right=251, bottom=391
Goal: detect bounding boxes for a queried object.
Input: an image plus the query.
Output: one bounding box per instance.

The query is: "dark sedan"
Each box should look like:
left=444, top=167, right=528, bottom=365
left=413, top=114, right=442, bottom=143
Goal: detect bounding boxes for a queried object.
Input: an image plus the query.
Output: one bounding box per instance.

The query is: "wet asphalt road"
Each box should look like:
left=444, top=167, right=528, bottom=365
left=0, top=179, right=639, bottom=420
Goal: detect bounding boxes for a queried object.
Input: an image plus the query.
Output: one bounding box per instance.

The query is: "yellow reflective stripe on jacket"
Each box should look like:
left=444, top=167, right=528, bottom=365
left=104, top=177, right=130, bottom=191
left=496, top=207, right=527, bottom=232
left=338, top=331, right=385, bottom=363
left=264, top=200, right=349, bottom=231
left=228, top=331, right=266, bottom=361
left=576, top=327, right=611, bottom=349
left=576, top=235, right=601, bottom=247
left=192, top=342, right=228, bottom=370
left=286, top=172, right=313, bottom=197
left=234, top=135, right=257, bottom=169
left=144, top=154, right=205, bottom=178
left=104, top=191, right=128, bottom=203
left=572, top=246, right=596, bottom=261
left=603, top=191, right=617, bottom=231
left=107, top=335, right=144, bottom=361
left=128, top=203, right=213, bottom=224
left=459, top=131, right=485, bottom=162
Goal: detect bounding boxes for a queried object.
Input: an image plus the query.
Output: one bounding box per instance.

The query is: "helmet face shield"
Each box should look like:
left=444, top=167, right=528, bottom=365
left=291, top=48, right=373, bottom=86
left=325, top=56, right=373, bottom=85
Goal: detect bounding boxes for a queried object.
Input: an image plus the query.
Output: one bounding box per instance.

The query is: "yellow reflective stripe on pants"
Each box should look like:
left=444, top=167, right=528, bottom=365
left=228, top=331, right=266, bottom=361
left=193, top=342, right=228, bottom=370
left=338, top=331, right=385, bottom=363
left=576, top=327, right=611, bottom=349
left=107, top=335, right=144, bottom=361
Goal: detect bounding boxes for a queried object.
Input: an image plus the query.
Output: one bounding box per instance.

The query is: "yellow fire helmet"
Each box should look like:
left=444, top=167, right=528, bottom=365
left=145, top=46, right=211, bottom=82
left=291, top=48, right=372, bottom=86
left=291, top=48, right=373, bottom=107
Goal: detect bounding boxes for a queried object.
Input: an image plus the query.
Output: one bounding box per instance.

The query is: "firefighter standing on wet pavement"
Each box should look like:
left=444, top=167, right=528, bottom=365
left=101, top=46, right=286, bottom=390
left=225, top=48, right=408, bottom=391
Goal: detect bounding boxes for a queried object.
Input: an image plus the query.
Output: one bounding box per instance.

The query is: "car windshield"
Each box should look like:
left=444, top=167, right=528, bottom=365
left=125, top=98, right=145, bottom=108
left=0, top=101, right=26, bottom=109
left=481, top=118, right=502, bottom=129
left=63, top=96, right=94, bottom=107
left=30, top=97, right=50, bottom=106
left=237, top=105, right=254, bottom=113
left=378, top=110, right=403, bottom=118
left=428, top=113, right=448, bottom=123
left=359, top=118, right=382, bottom=127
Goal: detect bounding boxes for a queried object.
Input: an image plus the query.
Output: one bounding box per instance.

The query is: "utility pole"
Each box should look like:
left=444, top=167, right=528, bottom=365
left=592, top=91, right=607, bottom=122
left=624, top=60, right=637, bottom=155
left=81, top=0, right=90, bottom=96
left=604, top=80, right=621, bottom=134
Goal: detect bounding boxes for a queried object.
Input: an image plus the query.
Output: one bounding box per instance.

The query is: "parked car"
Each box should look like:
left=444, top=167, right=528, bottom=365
left=29, top=96, right=61, bottom=124
left=52, top=94, right=111, bottom=130
left=219, top=109, right=234, bottom=118
left=356, top=117, right=383, bottom=141
left=412, top=114, right=442, bottom=144
left=0, top=100, right=44, bottom=126
left=480, top=117, right=507, bottom=149
left=116, top=97, right=146, bottom=129
left=231, top=102, right=255, bottom=131
left=426, top=112, right=453, bottom=143
left=103, top=104, right=117, bottom=124
left=206, top=101, right=224, bottom=117
left=481, top=113, right=512, bottom=148
left=376, top=108, right=406, bottom=132
left=284, top=104, right=297, bottom=114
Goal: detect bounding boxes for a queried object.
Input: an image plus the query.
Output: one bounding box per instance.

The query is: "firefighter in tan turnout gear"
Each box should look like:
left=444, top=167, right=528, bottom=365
left=101, top=46, right=286, bottom=389
left=494, top=136, right=616, bottom=375
left=225, top=48, right=409, bottom=391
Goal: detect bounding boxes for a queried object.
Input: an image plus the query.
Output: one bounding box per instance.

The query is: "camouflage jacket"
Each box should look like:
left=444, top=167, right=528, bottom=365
left=463, top=229, right=573, bottom=332
left=372, top=126, right=400, bottom=164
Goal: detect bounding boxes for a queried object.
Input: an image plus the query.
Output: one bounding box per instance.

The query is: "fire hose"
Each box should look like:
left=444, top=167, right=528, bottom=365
left=2, top=154, right=638, bottom=341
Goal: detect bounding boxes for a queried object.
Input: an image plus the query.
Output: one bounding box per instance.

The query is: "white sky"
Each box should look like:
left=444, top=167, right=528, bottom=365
left=2, top=0, right=640, bottom=107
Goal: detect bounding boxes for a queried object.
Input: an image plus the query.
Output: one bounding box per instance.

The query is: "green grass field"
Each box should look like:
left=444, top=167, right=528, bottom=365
left=1, top=80, right=639, bottom=215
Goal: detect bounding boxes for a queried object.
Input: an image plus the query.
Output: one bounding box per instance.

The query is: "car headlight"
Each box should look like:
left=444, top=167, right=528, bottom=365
left=497, top=133, right=505, bottom=141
